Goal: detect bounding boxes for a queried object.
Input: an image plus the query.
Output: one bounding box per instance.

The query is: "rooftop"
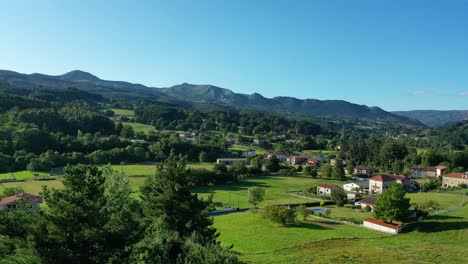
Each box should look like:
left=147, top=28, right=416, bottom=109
left=318, top=183, right=338, bottom=189
left=370, top=174, right=406, bottom=182
left=0, top=192, right=43, bottom=206
left=364, top=217, right=402, bottom=230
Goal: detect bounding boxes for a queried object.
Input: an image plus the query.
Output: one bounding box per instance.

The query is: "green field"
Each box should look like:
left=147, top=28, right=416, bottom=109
left=0, top=171, right=49, bottom=180
left=193, top=175, right=346, bottom=208
left=0, top=179, right=63, bottom=194
left=214, top=205, right=468, bottom=263
left=122, top=122, right=154, bottom=134
left=111, top=108, right=134, bottom=117
left=407, top=192, right=465, bottom=209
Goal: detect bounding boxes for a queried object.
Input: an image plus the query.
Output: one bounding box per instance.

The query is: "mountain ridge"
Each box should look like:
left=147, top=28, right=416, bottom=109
left=393, top=110, right=468, bottom=127
left=0, top=69, right=422, bottom=126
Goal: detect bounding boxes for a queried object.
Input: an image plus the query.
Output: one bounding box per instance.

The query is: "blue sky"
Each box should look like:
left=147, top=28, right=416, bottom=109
left=1, top=0, right=467, bottom=111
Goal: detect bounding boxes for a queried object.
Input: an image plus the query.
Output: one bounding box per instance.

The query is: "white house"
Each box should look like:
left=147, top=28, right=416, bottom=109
left=343, top=181, right=368, bottom=193
left=363, top=218, right=403, bottom=234
left=410, top=166, right=446, bottom=179
left=353, top=165, right=373, bottom=176
left=369, top=174, right=407, bottom=194
left=317, top=183, right=339, bottom=197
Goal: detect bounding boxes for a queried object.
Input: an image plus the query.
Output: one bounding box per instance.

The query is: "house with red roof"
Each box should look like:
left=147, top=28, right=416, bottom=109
left=369, top=174, right=408, bottom=194
left=442, top=172, right=468, bottom=188
left=287, top=155, right=308, bottom=165
left=305, top=157, right=318, bottom=168
left=0, top=192, right=43, bottom=210
left=410, top=166, right=446, bottom=179
left=264, top=152, right=287, bottom=162
left=363, top=217, right=403, bottom=234
left=317, top=183, right=339, bottom=197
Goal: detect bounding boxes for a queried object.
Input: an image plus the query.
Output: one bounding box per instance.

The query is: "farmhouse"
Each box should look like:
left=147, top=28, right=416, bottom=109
left=288, top=155, right=308, bottom=165
left=353, top=165, right=373, bottom=176
left=0, top=192, right=43, bottom=210
left=363, top=217, right=403, bottom=234
left=369, top=174, right=407, bottom=194
left=216, top=158, right=248, bottom=165
left=441, top=172, right=468, bottom=188
left=317, top=183, right=339, bottom=197
left=410, top=166, right=446, bottom=179
left=264, top=152, right=287, bottom=162
left=357, top=196, right=377, bottom=211
left=343, top=181, right=368, bottom=193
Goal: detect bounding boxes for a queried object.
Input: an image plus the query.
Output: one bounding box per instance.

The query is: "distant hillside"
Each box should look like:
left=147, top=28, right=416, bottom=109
left=393, top=110, right=468, bottom=127
left=0, top=70, right=167, bottom=100
left=0, top=69, right=422, bottom=128
left=159, top=83, right=416, bottom=121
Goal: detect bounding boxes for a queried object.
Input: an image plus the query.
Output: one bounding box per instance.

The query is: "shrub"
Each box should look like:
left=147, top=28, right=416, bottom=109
left=261, top=205, right=296, bottom=225
left=320, top=201, right=326, bottom=207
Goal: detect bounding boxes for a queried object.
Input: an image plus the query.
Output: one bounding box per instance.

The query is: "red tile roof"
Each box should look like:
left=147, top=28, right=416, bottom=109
left=444, top=173, right=468, bottom=179
left=0, top=192, right=43, bottom=206
left=318, top=183, right=338, bottom=189
left=364, top=217, right=402, bottom=230
left=370, top=174, right=405, bottom=182
left=435, top=166, right=447, bottom=170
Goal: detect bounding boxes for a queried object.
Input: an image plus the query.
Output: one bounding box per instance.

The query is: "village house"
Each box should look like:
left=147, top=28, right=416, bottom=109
left=264, top=152, right=288, bottom=162
left=317, top=183, right=339, bottom=197
left=288, top=155, right=308, bottom=165
left=243, top=149, right=256, bottom=158
left=353, top=165, right=373, bottom=176
left=363, top=217, right=403, bottom=234
left=357, top=196, right=377, bottom=211
left=0, top=192, right=43, bottom=210
left=410, top=166, right=446, bottom=179
left=216, top=158, right=248, bottom=166
left=343, top=181, right=368, bottom=193
left=306, top=157, right=319, bottom=168
left=330, top=158, right=346, bottom=166
left=369, top=174, right=407, bottom=194
left=441, top=172, right=468, bottom=188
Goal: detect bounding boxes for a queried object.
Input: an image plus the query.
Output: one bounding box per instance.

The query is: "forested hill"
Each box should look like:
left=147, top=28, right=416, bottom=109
left=0, top=69, right=422, bottom=127
left=393, top=110, right=468, bottom=127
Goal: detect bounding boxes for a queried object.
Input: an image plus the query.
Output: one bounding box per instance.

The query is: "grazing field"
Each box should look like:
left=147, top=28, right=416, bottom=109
left=0, top=171, right=49, bottom=180
left=214, top=205, right=468, bottom=263
left=0, top=179, right=63, bottom=195
left=110, top=163, right=158, bottom=176
left=122, top=122, right=154, bottom=133
left=193, top=175, right=347, bottom=209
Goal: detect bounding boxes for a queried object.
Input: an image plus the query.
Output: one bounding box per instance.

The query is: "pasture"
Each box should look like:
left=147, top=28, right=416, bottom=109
left=193, top=175, right=346, bottom=209
left=214, top=204, right=468, bottom=263
left=0, top=170, right=49, bottom=180
left=122, top=121, right=155, bottom=134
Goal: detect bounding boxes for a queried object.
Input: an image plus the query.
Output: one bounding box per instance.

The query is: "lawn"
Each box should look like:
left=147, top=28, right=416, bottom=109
left=193, top=175, right=346, bottom=209
left=122, top=121, right=154, bottom=134
left=322, top=204, right=372, bottom=221
left=214, top=205, right=468, bottom=263
left=0, top=171, right=50, bottom=180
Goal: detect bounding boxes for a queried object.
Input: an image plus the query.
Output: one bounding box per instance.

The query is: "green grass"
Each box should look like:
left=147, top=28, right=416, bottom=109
left=111, top=108, right=134, bottom=117
left=122, top=122, right=154, bottom=134
left=0, top=171, right=49, bottom=180
left=0, top=179, right=63, bottom=195
left=407, top=192, right=465, bottom=209
left=214, top=204, right=468, bottom=263
left=323, top=204, right=372, bottom=221
left=302, top=149, right=337, bottom=156
left=110, top=163, right=158, bottom=177
left=193, top=175, right=346, bottom=208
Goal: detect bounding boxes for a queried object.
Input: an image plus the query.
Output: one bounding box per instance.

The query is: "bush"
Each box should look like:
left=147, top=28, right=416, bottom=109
left=261, top=205, right=296, bottom=225
left=320, top=201, right=326, bottom=207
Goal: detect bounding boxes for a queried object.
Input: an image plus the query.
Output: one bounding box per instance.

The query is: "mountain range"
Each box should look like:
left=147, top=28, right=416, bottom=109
left=392, top=110, right=468, bottom=128
left=0, top=69, right=447, bottom=127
